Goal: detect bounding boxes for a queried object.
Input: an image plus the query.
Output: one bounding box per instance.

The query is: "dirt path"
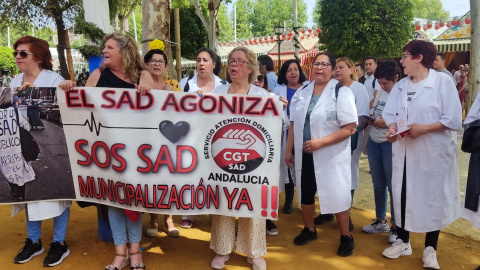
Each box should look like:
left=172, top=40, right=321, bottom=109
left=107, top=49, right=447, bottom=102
left=0, top=136, right=478, bottom=269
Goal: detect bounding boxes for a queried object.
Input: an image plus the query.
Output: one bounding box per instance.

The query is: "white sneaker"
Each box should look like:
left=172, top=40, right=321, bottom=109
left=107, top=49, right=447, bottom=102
left=388, top=228, right=398, bottom=243
left=363, top=220, right=390, bottom=234
left=423, top=246, right=440, bottom=269
left=382, top=239, right=412, bottom=259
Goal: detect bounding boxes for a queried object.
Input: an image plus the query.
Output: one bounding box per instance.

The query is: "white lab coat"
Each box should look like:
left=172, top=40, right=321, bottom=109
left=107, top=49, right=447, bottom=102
left=461, top=92, right=480, bottom=229
left=290, top=79, right=357, bottom=213
left=272, top=82, right=309, bottom=189
left=382, top=70, right=462, bottom=232
left=10, top=70, right=71, bottom=221
left=179, top=73, right=227, bottom=93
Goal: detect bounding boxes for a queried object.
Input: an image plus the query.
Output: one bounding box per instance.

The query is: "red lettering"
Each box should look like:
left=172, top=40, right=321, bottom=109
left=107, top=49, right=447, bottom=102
left=137, top=144, right=153, bottom=173
left=176, top=146, right=197, bottom=173
left=235, top=189, right=253, bottom=210
left=153, top=145, right=175, bottom=173
left=111, top=144, right=126, bottom=172
left=161, top=93, right=180, bottom=111
left=223, top=187, right=238, bottom=209
left=75, top=139, right=91, bottom=166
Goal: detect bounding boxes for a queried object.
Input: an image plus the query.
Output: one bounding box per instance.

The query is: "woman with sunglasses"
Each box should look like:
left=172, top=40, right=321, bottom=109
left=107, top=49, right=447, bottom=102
left=382, top=40, right=461, bottom=269
left=285, top=52, right=357, bottom=257
left=206, top=47, right=270, bottom=270
left=9, top=36, right=71, bottom=267
left=272, top=59, right=308, bottom=217
left=143, top=39, right=180, bottom=239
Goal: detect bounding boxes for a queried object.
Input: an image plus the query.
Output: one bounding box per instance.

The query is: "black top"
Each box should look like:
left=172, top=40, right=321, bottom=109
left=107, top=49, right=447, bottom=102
left=96, top=68, right=139, bottom=88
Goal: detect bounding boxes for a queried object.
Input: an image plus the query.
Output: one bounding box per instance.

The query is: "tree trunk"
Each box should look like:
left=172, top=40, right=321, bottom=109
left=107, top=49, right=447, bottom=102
left=468, top=0, right=479, bottom=112
left=189, top=0, right=222, bottom=53
left=142, top=0, right=175, bottom=79
left=65, top=31, right=75, bottom=81
left=55, top=18, right=69, bottom=80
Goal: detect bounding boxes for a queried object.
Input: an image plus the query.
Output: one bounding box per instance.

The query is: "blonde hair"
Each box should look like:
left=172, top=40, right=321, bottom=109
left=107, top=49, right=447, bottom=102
left=227, top=46, right=259, bottom=83
left=101, top=33, right=146, bottom=83
left=0, top=87, right=13, bottom=105
left=336, top=57, right=358, bottom=81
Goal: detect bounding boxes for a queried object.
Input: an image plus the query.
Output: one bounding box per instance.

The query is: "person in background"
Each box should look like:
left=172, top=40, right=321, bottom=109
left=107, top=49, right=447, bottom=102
left=258, top=55, right=278, bottom=90
left=454, top=64, right=465, bottom=86
left=432, top=53, right=454, bottom=82
left=179, top=47, right=227, bottom=94
left=60, top=33, right=153, bottom=270
left=362, top=60, right=401, bottom=244
left=143, top=39, right=180, bottom=239
left=382, top=40, right=461, bottom=270
left=313, top=57, right=369, bottom=231
left=9, top=36, right=70, bottom=267
left=272, top=59, right=309, bottom=216
left=355, top=62, right=366, bottom=84
left=364, top=57, right=381, bottom=109
left=286, top=52, right=357, bottom=257
left=208, top=46, right=269, bottom=270
left=457, top=69, right=467, bottom=114
left=179, top=47, right=227, bottom=228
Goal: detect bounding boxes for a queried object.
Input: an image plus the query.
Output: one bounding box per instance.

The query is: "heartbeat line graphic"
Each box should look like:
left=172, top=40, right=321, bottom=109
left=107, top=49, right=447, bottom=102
left=63, top=112, right=157, bottom=136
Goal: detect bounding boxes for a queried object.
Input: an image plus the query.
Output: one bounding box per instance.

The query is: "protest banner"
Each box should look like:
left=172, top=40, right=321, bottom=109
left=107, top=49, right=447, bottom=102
left=58, top=88, right=283, bottom=219
left=0, top=87, right=75, bottom=204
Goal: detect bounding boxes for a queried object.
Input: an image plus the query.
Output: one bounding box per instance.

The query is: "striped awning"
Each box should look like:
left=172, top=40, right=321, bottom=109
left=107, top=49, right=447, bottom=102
left=434, top=39, right=470, bottom=52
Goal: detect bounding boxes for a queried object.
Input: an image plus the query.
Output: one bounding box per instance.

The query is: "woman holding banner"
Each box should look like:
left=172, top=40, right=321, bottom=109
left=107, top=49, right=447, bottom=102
left=201, top=46, right=268, bottom=270
left=60, top=33, right=153, bottom=270
left=143, top=39, right=180, bottom=238
left=285, top=52, right=357, bottom=257
left=9, top=36, right=71, bottom=267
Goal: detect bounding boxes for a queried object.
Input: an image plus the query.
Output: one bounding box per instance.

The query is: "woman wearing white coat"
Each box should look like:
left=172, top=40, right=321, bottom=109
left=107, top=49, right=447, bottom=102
left=285, top=52, right=357, bottom=257
left=382, top=40, right=462, bottom=269
left=272, top=59, right=309, bottom=214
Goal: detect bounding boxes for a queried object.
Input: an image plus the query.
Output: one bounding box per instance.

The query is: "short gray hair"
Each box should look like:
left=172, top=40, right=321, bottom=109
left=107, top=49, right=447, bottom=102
left=0, top=87, right=13, bottom=105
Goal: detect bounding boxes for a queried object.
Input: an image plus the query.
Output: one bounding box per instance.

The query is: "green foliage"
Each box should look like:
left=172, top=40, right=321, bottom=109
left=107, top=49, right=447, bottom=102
left=319, top=0, right=413, bottom=61
left=74, top=11, right=106, bottom=43
left=217, top=4, right=234, bottom=42
left=230, top=0, right=308, bottom=40
left=410, top=0, right=449, bottom=20
left=77, top=45, right=103, bottom=59
left=171, top=0, right=209, bottom=60
left=0, top=46, right=16, bottom=72
left=313, top=0, right=321, bottom=26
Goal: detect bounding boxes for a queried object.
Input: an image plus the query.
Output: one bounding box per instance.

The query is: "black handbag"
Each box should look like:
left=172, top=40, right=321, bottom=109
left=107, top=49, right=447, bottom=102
left=14, top=107, right=40, bottom=161
left=461, top=119, right=480, bottom=153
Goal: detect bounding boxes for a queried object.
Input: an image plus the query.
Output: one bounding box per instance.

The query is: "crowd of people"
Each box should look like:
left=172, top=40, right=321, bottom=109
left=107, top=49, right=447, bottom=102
left=0, top=33, right=479, bottom=270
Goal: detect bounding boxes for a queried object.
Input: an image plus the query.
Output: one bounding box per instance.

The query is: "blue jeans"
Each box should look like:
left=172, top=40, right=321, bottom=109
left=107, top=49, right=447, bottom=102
left=367, top=137, right=395, bottom=225
left=108, top=207, right=142, bottom=246
left=27, top=207, right=70, bottom=243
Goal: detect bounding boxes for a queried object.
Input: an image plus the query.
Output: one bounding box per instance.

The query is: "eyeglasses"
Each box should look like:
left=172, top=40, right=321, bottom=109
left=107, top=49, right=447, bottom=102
left=148, top=59, right=165, bottom=65
left=228, top=58, right=247, bottom=66
left=257, top=75, right=265, bottom=81
left=312, top=62, right=331, bottom=69
left=13, top=51, right=33, bottom=58
left=401, top=54, right=412, bottom=60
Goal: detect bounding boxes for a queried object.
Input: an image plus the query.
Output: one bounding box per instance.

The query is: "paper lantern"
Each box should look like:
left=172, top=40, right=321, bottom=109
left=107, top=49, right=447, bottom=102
left=308, top=28, right=312, bottom=33
left=287, top=36, right=291, bottom=40
left=415, top=21, right=421, bottom=31
left=288, top=31, right=293, bottom=36
left=423, top=25, right=428, bottom=31
left=301, top=29, right=305, bottom=33
left=466, top=17, right=471, bottom=24
left=439, top=18, right=445, bottom=27
left=270, top=36, right=274, bottom=40
left=435, top=22, right=440, bottom=30
left=316, top=28, right=320, bottom=33
left=446, top=21, right=452, bottom=28
left=314, top=32, right=318, bottom=37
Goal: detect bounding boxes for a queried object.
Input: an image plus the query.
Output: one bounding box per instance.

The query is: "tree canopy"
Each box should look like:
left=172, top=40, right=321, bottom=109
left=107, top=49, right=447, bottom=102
left=0, top=46, right=16, bottom=73
left=232, top=0, right=308, bottom=40
left=319, top=0, right=413, bottom=61
left=410, top=0, right=449, bottom=20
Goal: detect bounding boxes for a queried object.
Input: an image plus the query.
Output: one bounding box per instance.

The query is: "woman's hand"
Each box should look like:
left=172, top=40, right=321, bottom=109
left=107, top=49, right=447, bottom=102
left=280, top=96, right=288, bottom=110
left=195, top=89, right=204, bottom=96
left=303, top=138, right=324, bottom=153
left=135, top=84, right=151, bottom=95
left=163, top=84, right=173, bottom=91
left=285, top=150, right=294, bottom=167
left=406, top=123, right=426, bottom=139
left=371, top=118, right=386, bottom=128
left=386, top=127, right=398, bottom=143
left=19, top=82, right=35, bottom=90
left=58, top=80, right=76, bottom=91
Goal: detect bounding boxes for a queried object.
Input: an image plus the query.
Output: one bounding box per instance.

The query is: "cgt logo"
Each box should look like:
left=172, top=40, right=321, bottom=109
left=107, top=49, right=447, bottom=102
left=211, top=123, right=266, bottom=174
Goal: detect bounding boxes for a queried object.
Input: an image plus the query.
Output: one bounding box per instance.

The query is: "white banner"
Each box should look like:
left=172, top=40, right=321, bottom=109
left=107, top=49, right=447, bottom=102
left=58, top=88, right=283, bottom=219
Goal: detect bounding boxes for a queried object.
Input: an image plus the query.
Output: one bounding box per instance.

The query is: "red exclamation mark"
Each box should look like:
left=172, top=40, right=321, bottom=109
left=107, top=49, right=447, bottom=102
left=261, top=185, right=268, bottom=217
left=271, top=186, right=278, bottom=218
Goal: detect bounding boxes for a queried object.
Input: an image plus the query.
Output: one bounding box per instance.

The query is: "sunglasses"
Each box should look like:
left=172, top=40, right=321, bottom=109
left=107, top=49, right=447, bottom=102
left=13, top=51, right=33, bottom=58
